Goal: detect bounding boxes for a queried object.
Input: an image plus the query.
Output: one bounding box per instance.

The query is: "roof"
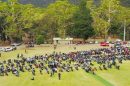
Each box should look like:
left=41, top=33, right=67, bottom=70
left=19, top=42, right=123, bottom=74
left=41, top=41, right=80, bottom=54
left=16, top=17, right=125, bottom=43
left=53, top=38, right=73, bottom=41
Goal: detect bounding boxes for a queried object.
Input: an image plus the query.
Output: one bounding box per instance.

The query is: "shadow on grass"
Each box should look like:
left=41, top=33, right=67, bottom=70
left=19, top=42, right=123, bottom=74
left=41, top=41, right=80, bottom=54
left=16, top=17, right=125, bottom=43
left=87, top=73, right=114, bottom=86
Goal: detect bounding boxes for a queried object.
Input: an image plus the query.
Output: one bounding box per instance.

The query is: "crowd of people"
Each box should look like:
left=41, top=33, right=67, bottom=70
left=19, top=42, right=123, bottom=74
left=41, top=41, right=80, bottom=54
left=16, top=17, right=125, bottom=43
left=0, top=46, right=130, bottom=80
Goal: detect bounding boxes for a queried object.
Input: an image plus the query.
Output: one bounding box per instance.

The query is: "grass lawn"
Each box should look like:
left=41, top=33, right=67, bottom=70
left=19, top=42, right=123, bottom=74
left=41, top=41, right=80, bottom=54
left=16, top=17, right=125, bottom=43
left=0, top=44, right=130, bottom=86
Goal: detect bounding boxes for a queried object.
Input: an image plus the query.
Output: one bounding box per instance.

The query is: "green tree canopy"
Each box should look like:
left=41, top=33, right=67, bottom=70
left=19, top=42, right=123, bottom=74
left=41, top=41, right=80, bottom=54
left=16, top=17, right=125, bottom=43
left=69, top=0, right=95, bottom=39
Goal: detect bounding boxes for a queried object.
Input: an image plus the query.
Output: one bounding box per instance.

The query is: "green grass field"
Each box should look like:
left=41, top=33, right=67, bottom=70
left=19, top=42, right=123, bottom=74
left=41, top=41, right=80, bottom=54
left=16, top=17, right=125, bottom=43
left=0, top=44, right=130, bottom=86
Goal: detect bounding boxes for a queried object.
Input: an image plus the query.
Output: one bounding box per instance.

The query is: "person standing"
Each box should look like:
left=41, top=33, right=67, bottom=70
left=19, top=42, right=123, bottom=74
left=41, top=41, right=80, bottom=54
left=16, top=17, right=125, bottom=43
left=39, top=68, right=43, bottom=75
left=58, top=72, right=61, bottom=80
left=17, top=54, right=19, bottom=59
left=25, top=49, right=27, bottom=54
left=54, top=44, right=57, bottom=50
left=31, top=68, right=35, bottom=80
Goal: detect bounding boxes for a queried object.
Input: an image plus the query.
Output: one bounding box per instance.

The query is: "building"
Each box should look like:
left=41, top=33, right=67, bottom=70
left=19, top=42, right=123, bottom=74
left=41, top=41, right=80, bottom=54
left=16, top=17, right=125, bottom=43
left=53, top=38, right=73, bottom=44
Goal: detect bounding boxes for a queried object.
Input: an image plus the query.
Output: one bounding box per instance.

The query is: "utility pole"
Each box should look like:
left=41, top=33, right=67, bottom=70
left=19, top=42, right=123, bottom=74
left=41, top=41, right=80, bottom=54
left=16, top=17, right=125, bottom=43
left=123, top=19, right=126, bottom=41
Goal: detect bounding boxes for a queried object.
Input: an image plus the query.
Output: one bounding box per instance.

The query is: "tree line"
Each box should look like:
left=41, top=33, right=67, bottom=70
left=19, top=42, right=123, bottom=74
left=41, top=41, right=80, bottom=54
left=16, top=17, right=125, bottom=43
left=2, top=0, right=130, bottom=7
left=0, top=0, right=130, bottom=44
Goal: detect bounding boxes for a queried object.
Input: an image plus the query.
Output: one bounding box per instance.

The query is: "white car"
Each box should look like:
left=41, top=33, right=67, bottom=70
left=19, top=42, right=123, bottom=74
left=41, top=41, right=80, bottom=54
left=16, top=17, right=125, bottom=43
left=106, top=41, right=109, bottom=43
left=4, top=47, right=12, bottom=52
left=4, top=47, right=16, bottom=52
left=126, top=42, right=130, bottom=48
left=89, top=41, right=93, bottom=44
left=95, top=41, right=99, bottom=44
left=116, top=39, right=122, bottom=42
left=0, top=47, right=5, bottom=52
left=11, top=43, right=22, bottom=46
left=5, top=47, right=13, bottom=51
left=128, top=42, right=130, bottom=46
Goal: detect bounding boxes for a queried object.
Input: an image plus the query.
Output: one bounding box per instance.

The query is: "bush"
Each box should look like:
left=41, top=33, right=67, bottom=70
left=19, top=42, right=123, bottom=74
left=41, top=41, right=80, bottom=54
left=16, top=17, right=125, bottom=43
left=36, top=35, right=44, bottom=45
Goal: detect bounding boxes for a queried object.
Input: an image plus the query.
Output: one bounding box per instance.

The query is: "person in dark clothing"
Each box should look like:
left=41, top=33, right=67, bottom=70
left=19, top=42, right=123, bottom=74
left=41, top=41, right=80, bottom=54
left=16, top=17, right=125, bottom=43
left=25, top=49, right=27, bottom=54
left=39, top=68, right=43, bottom=75
left=58, top=72, right=61, bottom=80
left=54, top=45, right=57, bottom=50
left=17, top=54, right=19, bottom=59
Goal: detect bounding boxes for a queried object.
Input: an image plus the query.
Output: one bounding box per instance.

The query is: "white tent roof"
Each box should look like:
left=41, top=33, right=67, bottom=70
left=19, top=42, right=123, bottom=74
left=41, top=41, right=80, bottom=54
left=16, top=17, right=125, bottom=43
left=53, top=38, right=73, bottom=41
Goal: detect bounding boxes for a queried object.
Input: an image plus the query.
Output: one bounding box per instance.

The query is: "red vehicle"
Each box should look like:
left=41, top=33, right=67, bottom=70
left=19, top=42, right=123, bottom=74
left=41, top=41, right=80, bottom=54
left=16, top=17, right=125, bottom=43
left=100, top=42, right=109, bottom=46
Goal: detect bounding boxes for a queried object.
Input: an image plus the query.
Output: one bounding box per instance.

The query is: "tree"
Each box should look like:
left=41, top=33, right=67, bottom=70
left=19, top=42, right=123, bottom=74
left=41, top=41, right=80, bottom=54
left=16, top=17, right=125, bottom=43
left=116, top=6, right=130, bottom=40
left=46, top=0, right=77, bottom=38
left=0, top=0, right=22, bottom=42
left=0, top=1, right=7, bottom=41
left=35, top=0, right=77, bottom=43
left=0, top=0, right=43, bottom=43
left=90, top=0, right=121, bottom=41
left=69, top=0, right=95, bottom=40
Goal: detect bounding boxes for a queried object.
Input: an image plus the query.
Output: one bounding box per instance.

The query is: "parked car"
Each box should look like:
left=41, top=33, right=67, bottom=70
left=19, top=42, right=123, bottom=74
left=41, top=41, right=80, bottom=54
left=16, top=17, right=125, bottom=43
left=95, top=41, right=99, bottom=44
left=100, top=42, right=109, bottom=46
left=0, top=47, right=5, bottom=52
left=2, top=46, right=16, bottom=52
left=127, top=41, right=130, bottom=46
left=11, top=43, right=22, bottom=46
left=116, top=39, right=122, bottom=42
left=5, top=47, right=13, bottom=52
left=89, top=41, right=95, bottom=44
